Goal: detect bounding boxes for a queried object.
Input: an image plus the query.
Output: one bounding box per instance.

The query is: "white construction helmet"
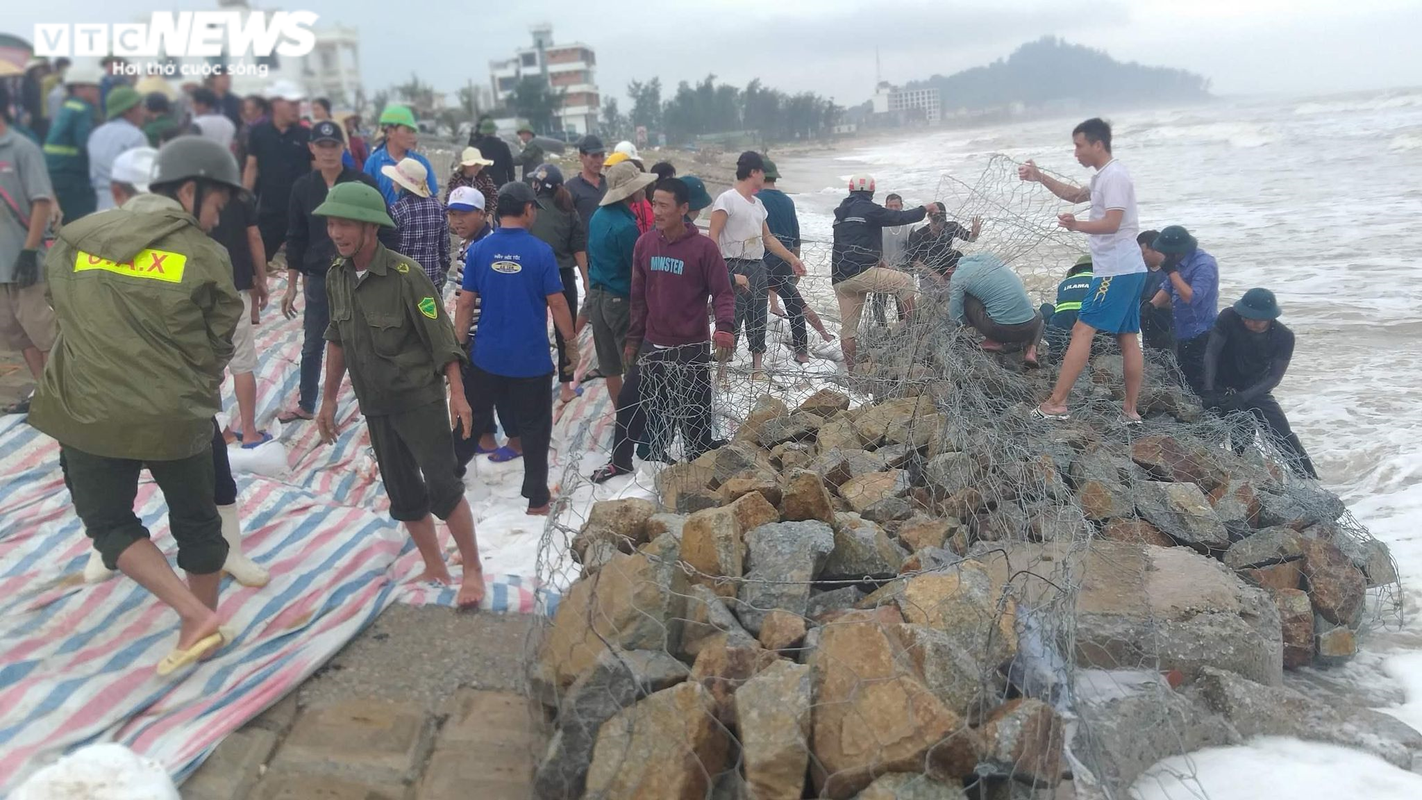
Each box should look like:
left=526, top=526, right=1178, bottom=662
left=111, top=147, right=158, bottom=193
left=848, top=174, right=876, bottom=193
left=614, top=140, right=639, bottom=161
left=64, top=63, right=103, bottom=87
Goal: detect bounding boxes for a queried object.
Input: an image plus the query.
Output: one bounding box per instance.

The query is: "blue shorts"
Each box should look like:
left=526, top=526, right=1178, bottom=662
left=1078, top=272, right=1148, bottom=335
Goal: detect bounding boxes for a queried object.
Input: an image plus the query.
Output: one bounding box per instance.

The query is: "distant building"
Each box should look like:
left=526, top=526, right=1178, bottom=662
left=871, top=82, right=941, bottom=124
left=302, top=24, right=361, bottom=110
left=488, top=24, right=599, bottom=135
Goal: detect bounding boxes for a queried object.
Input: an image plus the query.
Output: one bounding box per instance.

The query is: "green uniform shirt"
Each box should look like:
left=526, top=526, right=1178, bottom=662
left=43, top=97, right=95, bottom=177
left=29, top=194, right=243, bottom=461
left=324, top=243, right=466, bottom=416
left=513, top=141, right=545, bottom=180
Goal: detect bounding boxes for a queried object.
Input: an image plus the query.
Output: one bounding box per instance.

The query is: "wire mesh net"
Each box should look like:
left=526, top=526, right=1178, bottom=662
left=523, top=155, right=1403, bottom=800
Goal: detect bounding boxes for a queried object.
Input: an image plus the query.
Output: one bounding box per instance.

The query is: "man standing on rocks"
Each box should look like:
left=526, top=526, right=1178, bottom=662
left=1020, top=118, right=1148, bottom=423
left=590, top=178, right=735, bottom=483
left=1147, top=224, right=1219, bottom=395
left=757, top=159, right=833, bottom=364
left=1203, top=288, right=1317, bottom=478
left=313, top=182, right=486, bottom=607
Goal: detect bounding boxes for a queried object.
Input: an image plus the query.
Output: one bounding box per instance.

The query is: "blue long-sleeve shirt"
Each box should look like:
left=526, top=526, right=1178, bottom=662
left=949, top=253, right=1037, bottom=326
left=587, top=202, right=640, bottom=297
left=1162, top=247, right=1219, bottom=341
left=363, top=144, right=438, bottom=206
left=757, top=188, right=800, bottom=273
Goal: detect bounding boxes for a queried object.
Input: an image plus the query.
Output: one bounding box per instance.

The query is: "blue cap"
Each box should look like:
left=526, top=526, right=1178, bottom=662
left=531, top=163, right=564, bottom=193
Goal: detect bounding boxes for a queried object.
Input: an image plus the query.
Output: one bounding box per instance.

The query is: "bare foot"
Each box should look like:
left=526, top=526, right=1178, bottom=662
left=176, top=610, right=223, bottom=652
left=418, top=565, right=453, bottom=585
left=478, top=434, right=498, bottom=451
left=980, top=339, right=1005, bottom=352
left=449, top=549, right=463, bottom=566
left=820, top=331, right=836, bottom=343
left=526, top=504, right=551, bottom=516
left=794, top=352, right=810, bottom=365
left=457, top=567, right=485, bottom=609
left=559, top=388, right=579, bottom=403
left=1038, top=401, right=1070, bottom=416
left=770, top=304, right=786, bottom=318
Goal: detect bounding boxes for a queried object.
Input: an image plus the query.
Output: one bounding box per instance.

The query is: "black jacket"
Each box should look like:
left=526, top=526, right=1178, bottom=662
left=830, top=192, right=927, bottom=284
left=470, top=134, right=516, bottom=187
left=286, top=168, right=399, bottom=275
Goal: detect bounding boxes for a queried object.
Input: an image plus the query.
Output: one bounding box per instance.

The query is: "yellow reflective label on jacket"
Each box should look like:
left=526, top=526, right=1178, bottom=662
left=74, top=249, right=187, bottom=284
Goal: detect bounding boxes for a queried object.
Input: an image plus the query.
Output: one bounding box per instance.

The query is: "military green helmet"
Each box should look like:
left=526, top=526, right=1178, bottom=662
left=313, top=182, right=395, bottom=227
left=378, top=104, right=417, bottom=129
left=150, top=136, right=243, bottom=192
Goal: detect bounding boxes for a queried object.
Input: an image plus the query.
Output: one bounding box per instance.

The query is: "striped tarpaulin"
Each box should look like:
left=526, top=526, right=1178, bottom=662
left=0, top=277, right=603, bottom=792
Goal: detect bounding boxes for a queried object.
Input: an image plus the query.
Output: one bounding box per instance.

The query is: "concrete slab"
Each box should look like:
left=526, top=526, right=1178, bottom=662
left=182, top=728, right=279, bottom=800
left=269, top=697, right=433, bottom=785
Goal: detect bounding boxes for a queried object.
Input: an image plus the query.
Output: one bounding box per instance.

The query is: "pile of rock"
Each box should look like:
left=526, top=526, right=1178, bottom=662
left=529, top=388, right=1408, bottom=798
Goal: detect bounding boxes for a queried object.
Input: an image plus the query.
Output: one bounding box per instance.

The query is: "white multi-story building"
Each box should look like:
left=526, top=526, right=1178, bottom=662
left=488, top=24, right=599, bottom=136
left=301, top=23, right=361, bottom=110
left=871, top=82, right=941, bottom=124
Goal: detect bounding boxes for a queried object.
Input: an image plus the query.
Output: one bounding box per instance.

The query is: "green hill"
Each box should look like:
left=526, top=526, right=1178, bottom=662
left=907, top=37, right=1211, bottom=111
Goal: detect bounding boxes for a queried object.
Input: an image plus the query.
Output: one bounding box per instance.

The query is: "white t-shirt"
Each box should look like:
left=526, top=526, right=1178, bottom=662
left=711, top=188, right=768, bottom=260
left=1087, top=159, right=1146, bottom=277
left=194, top=113, right=236, bottom=151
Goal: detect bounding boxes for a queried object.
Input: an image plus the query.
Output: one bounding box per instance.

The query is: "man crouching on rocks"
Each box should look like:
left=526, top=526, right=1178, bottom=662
left=312, top=182, right=486, bottom=608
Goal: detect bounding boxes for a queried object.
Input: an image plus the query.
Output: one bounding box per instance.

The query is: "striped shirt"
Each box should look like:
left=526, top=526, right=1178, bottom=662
left=390, top=193, right=450, bottom=287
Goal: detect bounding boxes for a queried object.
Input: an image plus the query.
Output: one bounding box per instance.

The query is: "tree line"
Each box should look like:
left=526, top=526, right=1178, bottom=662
left=601, top=76, right=841, bottom=147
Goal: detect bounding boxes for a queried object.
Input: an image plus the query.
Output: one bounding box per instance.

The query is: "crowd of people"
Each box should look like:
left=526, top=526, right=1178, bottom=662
left=0, top=60, right=1318, bottom=673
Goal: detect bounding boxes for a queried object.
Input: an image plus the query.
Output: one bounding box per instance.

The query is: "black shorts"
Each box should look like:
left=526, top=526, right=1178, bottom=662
left=366, top=401, right=465, bottom=522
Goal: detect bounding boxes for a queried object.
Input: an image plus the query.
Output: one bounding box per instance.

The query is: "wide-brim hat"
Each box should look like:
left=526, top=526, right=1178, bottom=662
left=381, top=157, right=431, bottom=198
left=459, top=147, right=494, bottom=167
left=1152, top=225, right=1197, bottom=256
left=600, top=162, right=657, bottom=206
left=135, top=75, right=175, bottom=100
left=1234, top=288, right=1281, bottom=320
left=105, top=86, right=143, bottom=120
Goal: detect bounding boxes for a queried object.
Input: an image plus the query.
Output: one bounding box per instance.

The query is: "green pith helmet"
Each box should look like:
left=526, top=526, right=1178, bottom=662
left=378, top=104, right=417, bottom=129
left=478, top=118, right=498, bottom=134
left=313, top=182, right=395, bottom=227
left=105, top=86, right=143, bottom=119
left=150, top=136, right=243, bottom=191
left=516, top=120, right=534, bottom=135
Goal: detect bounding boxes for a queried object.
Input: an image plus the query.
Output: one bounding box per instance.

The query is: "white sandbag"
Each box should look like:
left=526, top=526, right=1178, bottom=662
left=225, top=419, right=290, bottom=478
left=13, top=743, right=179, bottom=800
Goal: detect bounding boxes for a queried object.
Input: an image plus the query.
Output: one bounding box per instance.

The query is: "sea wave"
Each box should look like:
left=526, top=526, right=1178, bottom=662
left=1388, top=131, right=1422, bottom=152
left=1295, top=90, right=1422, bottom=116
left=1133, top=121, right=1277, bottom=149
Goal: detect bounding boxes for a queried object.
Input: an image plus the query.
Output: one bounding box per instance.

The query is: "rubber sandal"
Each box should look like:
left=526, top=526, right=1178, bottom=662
left=276, top=408, right=313, bottom=423
left=488, top=446, right=523, bottom=463
left=475, top=441, right=500, bottom=455
left=583, top=368, right=606, bottom=381
left=156, top=631, right=226, bottom=676
left=239, top=431, right=274, bottom=449
left=3, top=396, right=32, bottom=414
left=1031, top=407, right=1071, bottom=422
left=558, top=386, right=585, bottom=404
left=1119, top=415, right=1144, bottom=427
left=589, top=463, right=632, bottom=484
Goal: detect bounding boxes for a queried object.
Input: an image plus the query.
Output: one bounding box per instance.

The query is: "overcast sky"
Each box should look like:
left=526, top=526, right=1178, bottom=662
left=14, top=0, right=1422, bottom=105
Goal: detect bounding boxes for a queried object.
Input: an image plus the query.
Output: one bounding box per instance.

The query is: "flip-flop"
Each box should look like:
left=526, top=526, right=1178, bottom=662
left=156, top=631, right=226, bottom=676
left=239, top=431, right=274, bottom=449
left=590, top=463, right=632, bottom=484
left=276, top=408, right=313, bottom=423
left=1118, top=415, right=1145, bottom=427
left=583, top=368, right=606, bottom=381
left=488, top=446, right=523, bottom=463
left=558, top=386, right=585, bottom=404
left=1031, top=407, right=1071, bottom=422
left=475, top=441, right=500, bottom=455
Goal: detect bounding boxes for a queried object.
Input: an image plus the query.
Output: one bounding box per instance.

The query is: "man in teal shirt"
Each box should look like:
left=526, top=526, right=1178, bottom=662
left=44, top=67, right=101, bottom=222
left=950, top=253, right=1043, bottom=367
left=584, top=161, right=655, bottom=405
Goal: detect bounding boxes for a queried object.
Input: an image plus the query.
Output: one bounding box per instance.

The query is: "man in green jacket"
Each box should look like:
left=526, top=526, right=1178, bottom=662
left=43, top=64, right=102, bottom=222
left=312, top=182, right=488, bottom=608
left=512, top=122, right=545, bottom=181
left=29, top=136, right=245, bottom=676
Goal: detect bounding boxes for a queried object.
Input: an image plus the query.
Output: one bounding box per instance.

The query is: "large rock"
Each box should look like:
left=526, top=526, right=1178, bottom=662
left=1295, top=536, right=1366, bottom=626
left=811, top=618, right=984, bottom=798
left=815, top=415, right=865, bottom=455
left=770, top=442, right=813, bottom=472
left=810, top=448, right=890, bottom=488
left=681, top=585, right=758, bottom=660
left=1014, top=454, right=1070, bottom=504
left=573, top=498, right=659, bottom=563
left=534, top=648, right=689, bottom=800
left=657, top=462, right=718, bottom=513
left=1073, top=671, right=1234, bottom=797
left=1135, top=481, right=1229, bottom=550
left=713, top=444, right=769, bottom=486
left=852, top=397, right=929, bottom=448
left=719, top=469, right=783, bottom=507
left=1319, top=526, right=1399, bottom=587
left=839, top=469, right=909, bottom=513
left=759, top=610, right=808, bottom=651
left=1222, top=526, right=1307, bottom=569
left=890, top=624, right=997, bottom=717
left=925, top=452, right=986, bottom=498
left=1208, top=478, right=1262, bottom=539
left=780, top=468, right=836, bottom=523
left=1255, top=490, right=1313, bottom=530
left=759, top=412, right=824, bottom=448
left=539, top=534, right=689, bottom=688
left=884, top=410, right=944, bottom=450
left=1316, top=623, right=1357, bottom=664
left=1077, top=479, right=1134, bottom=522
left=1271, top=587, right=1314, bottom=669
left=807, top=587, right=867, bottom=622
left=680, top=492, right=778, bottom=598
left=1099, top=519, right=1175, bottom=548
left=736, top=661, right=813, bottom=800
left=735, top=395, right=789, bottom=447
left=1130, top=435, right=1228, bottom=493
left=854, top=773, right=967, bottom=800
left=690, top=634, right=779, bottom=724
left=975, top=541, right=1283, bottom=686
left=981, top=698, right=1065, bottom=785
left=1194, top=667, right=1422, bottom=769
left=583, top=682, right=730, bottom=800
left=737, top=521, right=836, bottom=635
left=797, top=389, right=852, bottom=418
left=823, top=513, right=908, bottom=581
left=894, top=562, right=1017, bottom=670
left=897, top=516, right=952, bottom=552
left=1238, top=561, right=1301, bottom=592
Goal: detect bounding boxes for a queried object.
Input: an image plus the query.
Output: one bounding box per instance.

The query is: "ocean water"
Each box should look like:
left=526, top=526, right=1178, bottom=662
left=777, top=87, right=1422, bottom=791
